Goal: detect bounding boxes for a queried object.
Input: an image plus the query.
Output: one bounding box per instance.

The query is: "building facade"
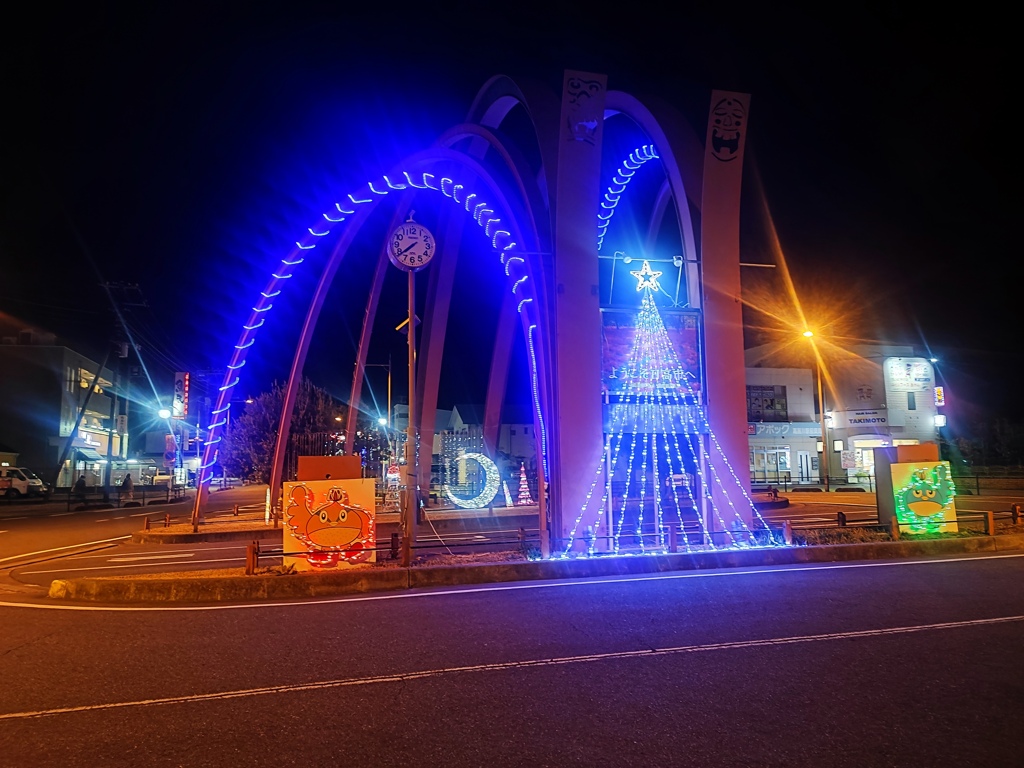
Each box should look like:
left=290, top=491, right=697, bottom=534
left=746, top=345, right=943, bottom=488
left=0, top=332, right=128, bottom=487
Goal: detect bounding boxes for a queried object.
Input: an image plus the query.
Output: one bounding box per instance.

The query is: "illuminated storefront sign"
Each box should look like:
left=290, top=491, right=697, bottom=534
left=884, top=358, right=933, bottom=392
left=172, top=371, right=190, bottom=419
left=831, top=409, right=888, bottom=429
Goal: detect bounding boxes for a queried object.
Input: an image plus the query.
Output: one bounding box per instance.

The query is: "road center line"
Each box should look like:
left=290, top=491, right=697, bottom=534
left=2, top=614, right=1021, bottom=721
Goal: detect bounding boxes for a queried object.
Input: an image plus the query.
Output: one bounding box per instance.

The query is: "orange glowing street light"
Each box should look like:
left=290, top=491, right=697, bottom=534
left=803, top=330, right=830, bottom=492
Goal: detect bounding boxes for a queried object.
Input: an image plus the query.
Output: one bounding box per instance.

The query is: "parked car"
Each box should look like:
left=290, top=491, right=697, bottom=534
left=0, top=466, right=51, bottom=498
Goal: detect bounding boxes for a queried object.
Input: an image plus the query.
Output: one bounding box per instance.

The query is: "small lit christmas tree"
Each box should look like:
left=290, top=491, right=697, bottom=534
left=516, top=462, right=534, bottom=505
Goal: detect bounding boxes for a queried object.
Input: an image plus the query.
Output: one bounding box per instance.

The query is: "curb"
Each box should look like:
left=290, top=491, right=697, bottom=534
left=132, top=527, right=283, bottom=544
left=47, top=533, right=1024, bottom=604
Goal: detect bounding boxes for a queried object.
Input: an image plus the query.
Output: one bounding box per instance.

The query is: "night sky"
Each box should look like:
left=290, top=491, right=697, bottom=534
left=7, top=5, right=1016, bottom=432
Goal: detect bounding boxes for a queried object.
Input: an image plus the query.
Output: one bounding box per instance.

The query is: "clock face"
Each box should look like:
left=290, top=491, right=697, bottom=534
left=388, top=222, right=436, bottom=272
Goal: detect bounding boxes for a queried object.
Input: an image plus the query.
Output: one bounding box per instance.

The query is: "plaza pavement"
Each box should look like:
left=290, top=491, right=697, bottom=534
left=39, top=483, right=1024, bottom=605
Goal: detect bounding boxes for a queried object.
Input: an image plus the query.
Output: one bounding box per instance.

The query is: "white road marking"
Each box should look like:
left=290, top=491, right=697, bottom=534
left=3, top=517, right=28, bottom=521
left=2, top=613, right=1021, bottom=721
left=49, top=513, right=75, bottom=517
left=2, top=552, right=1023, bottom=612
left=95, top=519, right=109, bottom=523
left=0, top=536, right=131, bottom=565
left=108, top=553, right=196, bottom=563
left=22, top=556, right=251, bottom=575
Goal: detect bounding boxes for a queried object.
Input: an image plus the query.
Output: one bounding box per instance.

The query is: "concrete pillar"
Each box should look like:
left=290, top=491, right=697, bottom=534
left=549, top=71, right=608, bottom=550
left=699, top=91, right=754, bottom=527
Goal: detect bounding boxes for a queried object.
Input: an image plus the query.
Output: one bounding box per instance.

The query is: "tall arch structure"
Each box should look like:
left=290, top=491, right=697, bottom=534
left=192, top=70, right=759, bottom=557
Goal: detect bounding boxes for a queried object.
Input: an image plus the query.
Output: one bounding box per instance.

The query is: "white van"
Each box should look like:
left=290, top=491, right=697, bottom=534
left=0, top=467, right=51, bottom=498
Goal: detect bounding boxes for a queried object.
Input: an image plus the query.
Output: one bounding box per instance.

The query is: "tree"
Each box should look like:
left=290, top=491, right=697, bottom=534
left=219, top=379, right=343, bottom=483
left=516, top=462, right=534, bottom=505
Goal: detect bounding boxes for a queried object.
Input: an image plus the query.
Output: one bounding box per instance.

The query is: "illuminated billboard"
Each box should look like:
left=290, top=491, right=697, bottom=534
left=890, top=461, right=957, bottom=534
left=283, top=478, right=376, bottom=570
left=601, top=308, right=701, bottom=399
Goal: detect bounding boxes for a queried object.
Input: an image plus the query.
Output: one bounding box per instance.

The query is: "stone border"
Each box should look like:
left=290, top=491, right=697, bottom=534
left=47, top=533, right=1024, bottom=604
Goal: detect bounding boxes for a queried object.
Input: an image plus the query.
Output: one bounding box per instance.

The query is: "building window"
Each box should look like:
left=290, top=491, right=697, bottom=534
left=746, top=385, right=788, bottom=422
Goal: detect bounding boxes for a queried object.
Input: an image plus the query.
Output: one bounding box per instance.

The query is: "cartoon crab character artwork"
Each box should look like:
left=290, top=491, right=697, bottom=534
left=893, top=462, right=958, bottom=534
left=285, top=483, right=375, bottom=568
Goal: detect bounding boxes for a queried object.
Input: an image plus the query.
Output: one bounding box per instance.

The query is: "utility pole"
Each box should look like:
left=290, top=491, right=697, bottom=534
left=99, top=283, right=146, bottom=500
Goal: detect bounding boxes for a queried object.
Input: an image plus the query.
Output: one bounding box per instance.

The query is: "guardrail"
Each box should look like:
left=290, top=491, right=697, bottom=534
left=242, top=527, right=542, bottom=574
left=63, top=483, right=188, bottom=510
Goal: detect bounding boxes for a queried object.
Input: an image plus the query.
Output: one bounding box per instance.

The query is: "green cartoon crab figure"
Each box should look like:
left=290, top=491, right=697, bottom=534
left=285, top=484, right=374, bottom=567
left=894, top=463, right=957, bottom=534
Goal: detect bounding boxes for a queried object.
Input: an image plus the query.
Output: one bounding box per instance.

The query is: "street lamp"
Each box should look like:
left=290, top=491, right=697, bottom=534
left=364, top=361, right=392, bottom=429
left=803, top=330, right=831, bottom=492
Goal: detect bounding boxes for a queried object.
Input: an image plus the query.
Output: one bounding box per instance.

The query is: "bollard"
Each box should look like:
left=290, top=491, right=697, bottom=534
left=782, top=520, right=793, bottom=546
left=245, top=541, right=258, bottom=575
left=837, top=511, right=847, bottom=528
left=984, top=510, right=995, bottom=536
left=668, top=525, right=678, bottom=553
left=143, top=516, right=150, bottom=531
left=1012, top=503, right=1021, bottom=525
left=390, top=532, right=399, bottom=560
left=890, top=517, right=900, bottom=540
left=164, top=513, right=171, bottom=528
left=233, top=504, right=239, bottom=517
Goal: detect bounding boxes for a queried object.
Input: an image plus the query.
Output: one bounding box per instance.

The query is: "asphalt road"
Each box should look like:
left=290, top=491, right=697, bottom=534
left=2, top=552, right=1023, bottom=767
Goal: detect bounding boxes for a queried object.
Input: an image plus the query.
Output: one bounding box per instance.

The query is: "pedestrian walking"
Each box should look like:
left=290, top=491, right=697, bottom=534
left=121, top=473, right=134, bottom=501
left=73, top=474, right=87, bottom=503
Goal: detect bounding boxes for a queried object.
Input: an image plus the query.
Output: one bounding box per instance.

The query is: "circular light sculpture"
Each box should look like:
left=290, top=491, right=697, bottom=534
left=444, top=452, right=501, bottom=509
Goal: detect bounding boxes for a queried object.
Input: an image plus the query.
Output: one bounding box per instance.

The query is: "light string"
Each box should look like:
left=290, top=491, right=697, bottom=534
left=597, top=145, right=660, bottom=251
left=198, top=169, right=550, bottom=493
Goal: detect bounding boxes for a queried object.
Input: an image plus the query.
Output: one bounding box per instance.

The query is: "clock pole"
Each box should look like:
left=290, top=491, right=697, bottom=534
left=387, top=213, right=434, bottom=568
left=403, top=268, right=417, bottom=567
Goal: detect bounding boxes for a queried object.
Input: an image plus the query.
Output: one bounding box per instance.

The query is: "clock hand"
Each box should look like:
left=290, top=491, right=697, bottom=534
left=398, top=242, right=417, bottom=256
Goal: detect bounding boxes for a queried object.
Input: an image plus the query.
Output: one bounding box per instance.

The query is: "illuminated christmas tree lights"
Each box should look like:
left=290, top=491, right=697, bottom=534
left=562, top=266, right=777, bottom=557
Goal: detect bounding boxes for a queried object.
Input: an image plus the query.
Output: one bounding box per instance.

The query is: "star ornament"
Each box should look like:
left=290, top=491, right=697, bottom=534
left=630, top=260, right=662, bottom=292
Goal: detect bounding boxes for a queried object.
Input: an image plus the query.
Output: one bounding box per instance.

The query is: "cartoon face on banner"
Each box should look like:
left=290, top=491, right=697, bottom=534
left=890, top=461, right=958, bottom=534
left=710, top=97, right=746, bottom=162
left=283, top=479, right=376, bottom=569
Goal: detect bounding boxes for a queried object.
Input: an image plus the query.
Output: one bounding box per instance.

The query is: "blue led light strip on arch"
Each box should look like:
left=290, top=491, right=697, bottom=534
left=597, top=145, right=659, bottom=252
left=198, top=170, right=549, bottom=493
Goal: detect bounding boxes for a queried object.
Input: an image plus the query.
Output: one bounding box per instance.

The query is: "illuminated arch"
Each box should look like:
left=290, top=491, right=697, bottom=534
left=193, top=157, right=551, bottom=520
left=193, top=73, right=759, bottom=561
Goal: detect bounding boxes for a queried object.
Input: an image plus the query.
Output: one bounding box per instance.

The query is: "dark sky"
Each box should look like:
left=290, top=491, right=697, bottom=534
left=6, top=4, right=1016, bottom=430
